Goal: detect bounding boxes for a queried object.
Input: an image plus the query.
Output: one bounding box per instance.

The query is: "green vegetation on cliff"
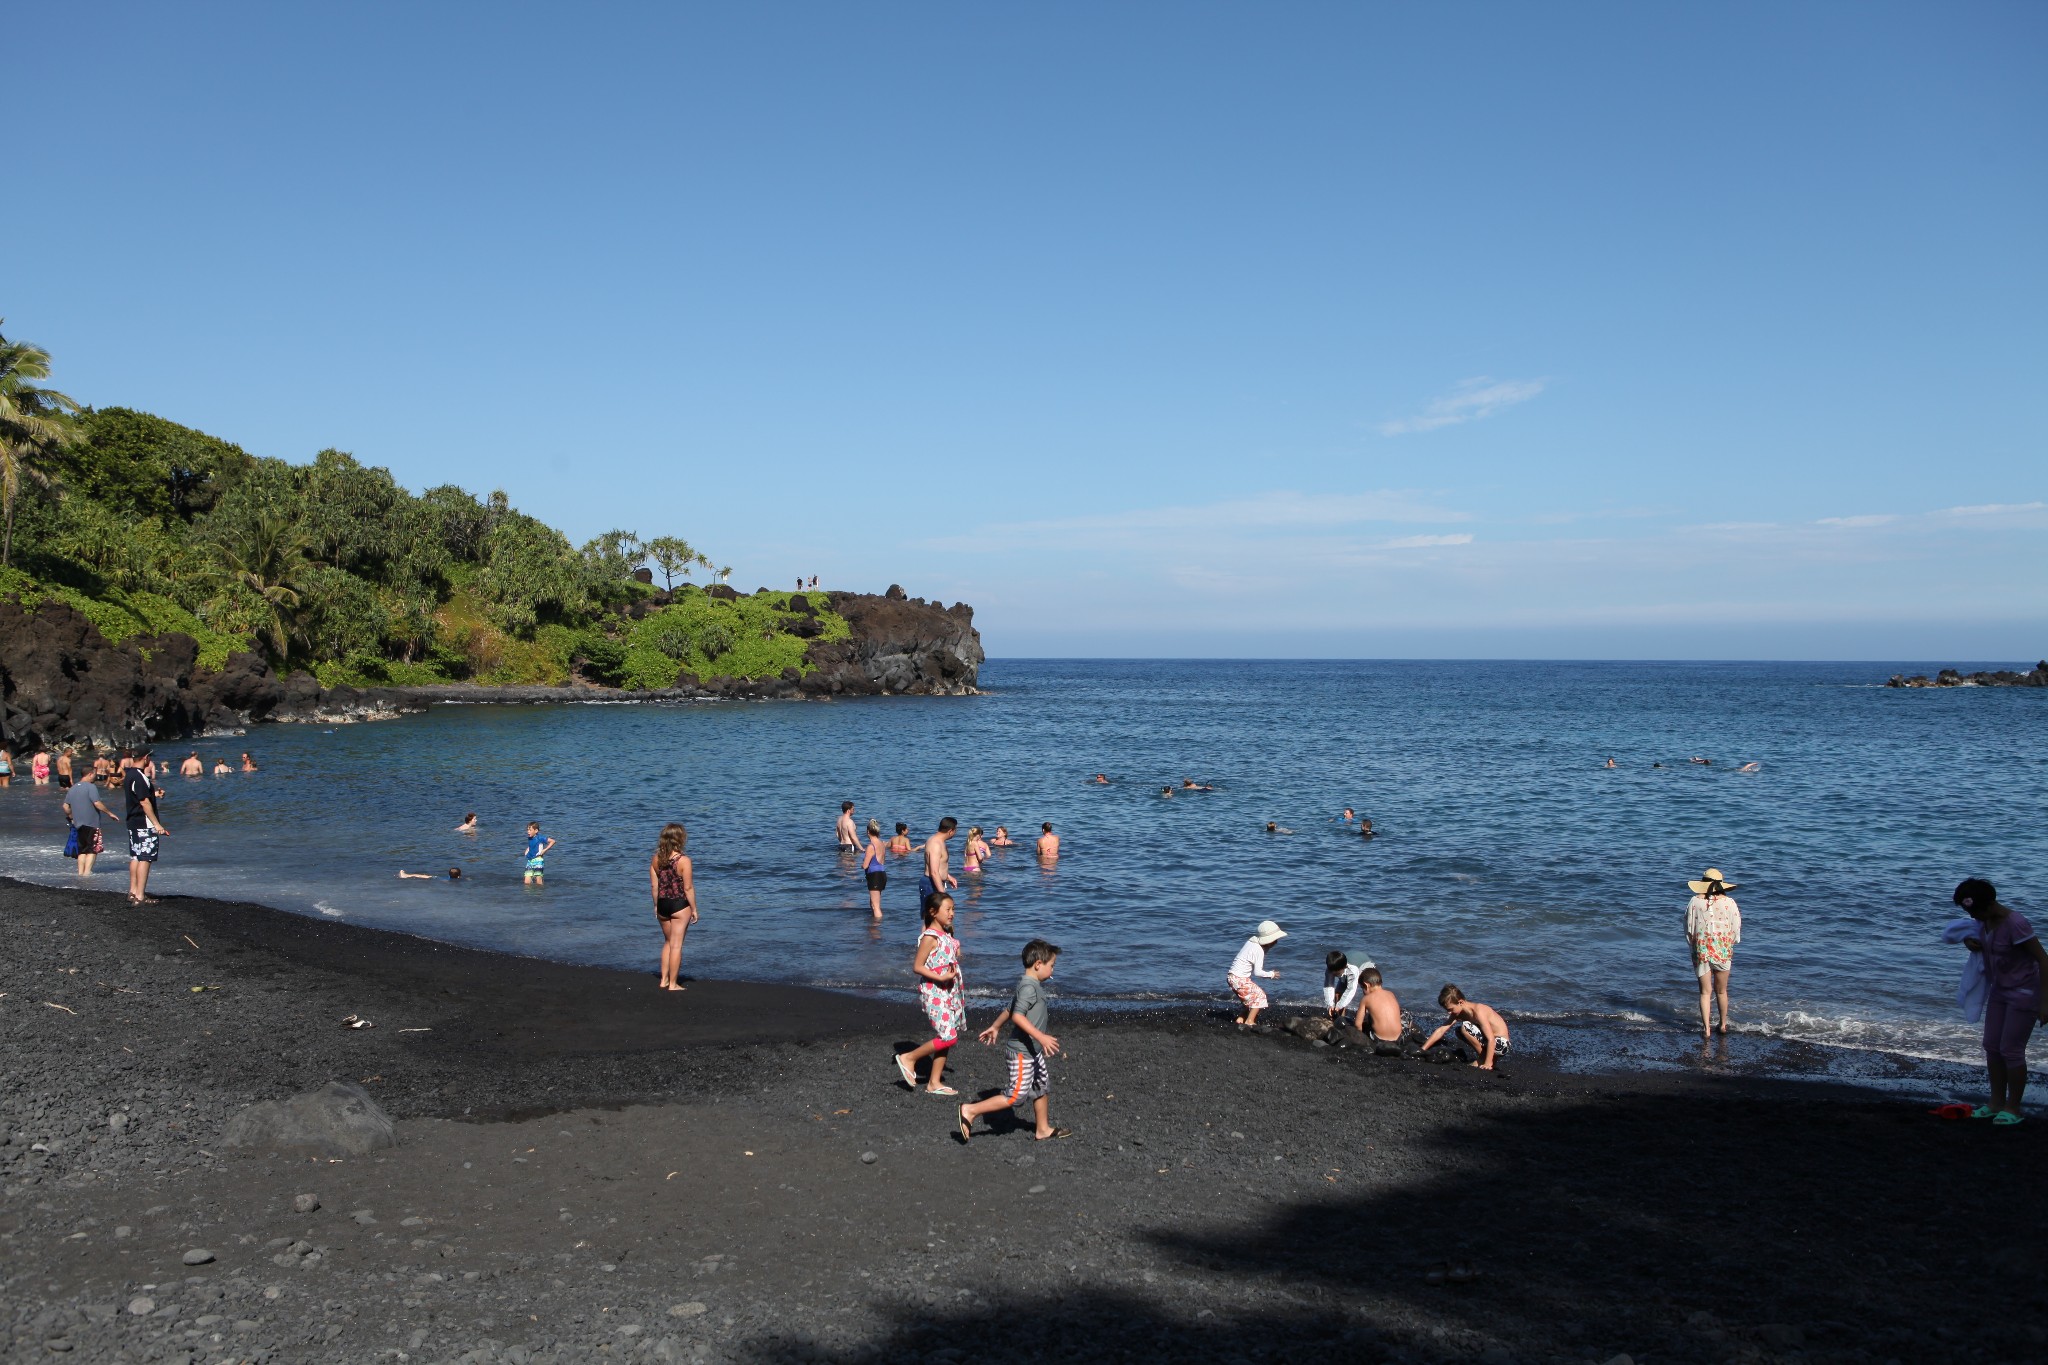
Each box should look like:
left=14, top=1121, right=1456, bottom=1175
left=0, top=320, right=844, bottom=687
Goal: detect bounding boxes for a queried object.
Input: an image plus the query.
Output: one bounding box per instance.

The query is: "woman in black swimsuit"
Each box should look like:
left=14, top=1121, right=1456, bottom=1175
left=649, top=823, right=697, bottom=992
left=861, top=818, right=888, bottom=921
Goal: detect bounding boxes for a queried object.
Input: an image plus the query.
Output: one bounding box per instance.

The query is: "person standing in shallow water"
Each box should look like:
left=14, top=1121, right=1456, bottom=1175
left=1685, top=869, right=1742, bottom=1039
left=649, top=823, right=697, bottom=991
left=860, top=818, right=888, bottom=920
left=1954, top=877, right=2047, bottom=1125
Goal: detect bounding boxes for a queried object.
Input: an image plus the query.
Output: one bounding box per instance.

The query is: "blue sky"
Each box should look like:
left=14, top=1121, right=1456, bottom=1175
left=12, top=2, right=2044, bottom=658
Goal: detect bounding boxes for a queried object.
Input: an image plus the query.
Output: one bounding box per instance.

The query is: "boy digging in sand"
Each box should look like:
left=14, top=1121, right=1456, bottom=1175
left=1350, top=967, right=1411, bottom=1055
left=1422, top=984, right=1511, bottom=1070
left=959, top=939, right=1071, bottom=1142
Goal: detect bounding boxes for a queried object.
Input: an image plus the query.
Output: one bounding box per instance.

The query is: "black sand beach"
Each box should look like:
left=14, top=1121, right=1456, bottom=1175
left=4, top=877, right=2043, bottom=1365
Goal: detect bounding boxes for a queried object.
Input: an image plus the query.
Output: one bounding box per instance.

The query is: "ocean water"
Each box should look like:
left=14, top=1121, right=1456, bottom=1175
left=3, top=660, right=2042, bottom=1076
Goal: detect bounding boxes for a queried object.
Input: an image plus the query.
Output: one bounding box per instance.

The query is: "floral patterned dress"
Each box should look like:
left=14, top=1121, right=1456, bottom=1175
left=1686, top=894, right=1742, bottom=976
left=918, top=927, right=964, bottom=1044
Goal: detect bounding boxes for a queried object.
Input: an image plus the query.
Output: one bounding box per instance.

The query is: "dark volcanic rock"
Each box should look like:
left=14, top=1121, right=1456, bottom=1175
left=807, top=592, right=985, bottom=696
left=1886, top=660, right=2047, bottom=688
left=705, top=584, right=739, bottom=601
left=0, top=597, right=425, bottom=752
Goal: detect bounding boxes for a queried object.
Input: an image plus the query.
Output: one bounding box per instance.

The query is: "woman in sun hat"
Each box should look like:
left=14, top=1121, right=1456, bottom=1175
left=1953, top=877, right=2046, bottom=1125
left=1226, top=920, right=1287, bottom=1027
left=1685, top=869, right=1742, bottom=1039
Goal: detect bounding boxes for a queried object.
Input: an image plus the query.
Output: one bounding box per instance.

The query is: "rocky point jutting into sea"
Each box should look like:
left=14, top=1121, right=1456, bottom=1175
left=1884, top=661, right=2047, bottom=688
left=0, top=584, right=982, bottom=754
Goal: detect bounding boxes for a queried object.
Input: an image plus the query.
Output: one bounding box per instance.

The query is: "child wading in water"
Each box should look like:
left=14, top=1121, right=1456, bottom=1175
left=959, top=939, right=1071, bottom=1142
left=895, top=894, right=965, bottom=1096
left=523, top=822, right=556, bottom=885
left=1422, top=984, right=1511, bottom=1070
left=1226, top=920, right=1287, bottom=1026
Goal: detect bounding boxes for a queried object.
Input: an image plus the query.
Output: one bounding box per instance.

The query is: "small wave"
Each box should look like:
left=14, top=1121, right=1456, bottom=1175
left=315, top=902, right=345, bottom=918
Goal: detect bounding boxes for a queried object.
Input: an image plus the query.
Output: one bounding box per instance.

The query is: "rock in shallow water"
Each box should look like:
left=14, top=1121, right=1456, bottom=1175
left=220, top=1081, right=397, bottom=1157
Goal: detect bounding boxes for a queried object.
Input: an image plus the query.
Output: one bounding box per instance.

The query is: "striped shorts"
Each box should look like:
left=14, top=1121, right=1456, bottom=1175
left=1000, top=1049, right=1050, bottom=1104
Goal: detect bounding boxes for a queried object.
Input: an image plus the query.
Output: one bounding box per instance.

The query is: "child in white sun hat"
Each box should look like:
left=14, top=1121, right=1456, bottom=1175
left=1226, top=920, right=1287, bottom=1026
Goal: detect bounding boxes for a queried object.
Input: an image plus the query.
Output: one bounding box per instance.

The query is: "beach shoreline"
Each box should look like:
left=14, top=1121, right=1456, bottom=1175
left=5, top=875, right=2041, bottom=1363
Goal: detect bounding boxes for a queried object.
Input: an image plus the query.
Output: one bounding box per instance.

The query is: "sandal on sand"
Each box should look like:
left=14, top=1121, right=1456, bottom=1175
left=957, top=1108, right=973, bottom=1143
left=925, top=1085, right=958, bottom=1097
left=894, top=1053, right=916, bottom=1088
left=1969, top=1105, right=1997, bottom=1119
left=1992, top=1111, right=2024, bottom=1126
left=1035, top=1128, right=1073, bottom=1141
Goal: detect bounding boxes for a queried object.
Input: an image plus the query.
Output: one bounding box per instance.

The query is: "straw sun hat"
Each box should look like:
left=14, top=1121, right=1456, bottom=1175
left=1253, top=920, right=1288, bottom=945
left=1687, top=868, right=1738, bottom=895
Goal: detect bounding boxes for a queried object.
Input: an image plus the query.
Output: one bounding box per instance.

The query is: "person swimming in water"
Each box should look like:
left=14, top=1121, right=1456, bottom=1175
left=456, top=812, right=478, bottom=832
left=1265, top=821, right=1294, bottom=835
left=1737, top=761, right=1761, bottom=772
left=1604, top=758, right=1617, bottom=769
left=1182, top=778, right=1215, bottom=791
left=399, top=868, right=463, bottom=880
left=1036, top=823, right=1059, bottom=859
left=963, top=826, right=991, bottom=875
left=990, top=826, right=1015, bottom=847
left=1338, top=807, right=1355, bottom=822
left=179, top=752, right=203, bottom=778
left=1160, top=786, right=1174, bottom=799
left=1091, top=774, right=1110, bottom=785
left=212, top=759, right=232, bottom=775
left=1359, top=819, right=1375, bottom=839
left=889, top=822, right=916, bottom=856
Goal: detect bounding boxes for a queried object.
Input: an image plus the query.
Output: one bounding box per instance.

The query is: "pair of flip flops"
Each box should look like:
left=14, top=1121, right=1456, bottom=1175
left=1933, top=1104, right=2025, bottom=1125
left=955, top=1108, right=1072, bottom=1144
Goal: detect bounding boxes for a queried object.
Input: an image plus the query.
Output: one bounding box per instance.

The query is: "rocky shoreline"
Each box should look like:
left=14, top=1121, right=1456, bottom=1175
left=1885, top=661, right=2047, bottom=688
left=3, top=875, right=2040, bottom=1364
left=0, top=587, right=983, bottom=755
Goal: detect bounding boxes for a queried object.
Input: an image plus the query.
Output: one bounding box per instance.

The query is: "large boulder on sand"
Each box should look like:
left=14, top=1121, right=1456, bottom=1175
left=221, top=1082, right=398, bottom=1157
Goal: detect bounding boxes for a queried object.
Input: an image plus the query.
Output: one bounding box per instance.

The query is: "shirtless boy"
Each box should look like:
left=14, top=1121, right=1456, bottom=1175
left=836, top=801, right=858, bottom=851
left=921, top=817, right=959, bottom=906
left=1421, top=985, right=1511, bottom=1070
left=1036, top=822, right=1059, bottom=859
left=1350, top=968, right=1409, bottom=1055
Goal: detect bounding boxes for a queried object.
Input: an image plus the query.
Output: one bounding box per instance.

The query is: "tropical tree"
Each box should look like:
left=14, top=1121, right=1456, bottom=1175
left=208, top=508, right=316, bottom=662
left=645, top=535, right=700, bottom=590
left=0, top=322, right=82, bottom=568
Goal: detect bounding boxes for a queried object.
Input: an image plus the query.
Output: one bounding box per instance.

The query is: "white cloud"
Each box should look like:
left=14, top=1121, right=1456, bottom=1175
left=1940, top=502, right=2046, bottom=517
left=1383, top=533, right=1475, bottom=549
left=1379, top=376, right=1546, bottom=436
left=1815, top=514, right=1899, bottom=528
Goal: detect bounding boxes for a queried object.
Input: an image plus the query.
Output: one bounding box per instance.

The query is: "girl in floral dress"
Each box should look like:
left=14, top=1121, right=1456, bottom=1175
left=1685, top=869, right=1743, bottom=1039
left=894, top=894, right=965, bottom=1096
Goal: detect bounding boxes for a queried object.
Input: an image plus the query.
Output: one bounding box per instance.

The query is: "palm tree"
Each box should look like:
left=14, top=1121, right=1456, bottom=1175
left=212, top=509, right=315, bottom=663
left=715, top=564, right=732, bottom=584
left=0, top=322, right=82, bottom=568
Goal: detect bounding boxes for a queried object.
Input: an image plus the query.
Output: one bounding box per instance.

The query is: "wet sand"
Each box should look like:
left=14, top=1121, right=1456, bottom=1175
left=3, top=876, right=2042, bottom=1364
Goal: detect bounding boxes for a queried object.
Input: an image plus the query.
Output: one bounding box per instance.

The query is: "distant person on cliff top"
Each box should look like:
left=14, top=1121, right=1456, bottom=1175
left=836, top=801, right=859, bottom=852
left=861, top=819, right=888, bottom=920
left=1227, top=920, right=1286, bottom=1027
left=240, top=752, right=259, bottom=772
left=65, top=773, right=114, bottom=875
left=212, top=759, right=231, bottom=775
left=1954, top=877, right=2045, bottom=1125
left=399, top=868, right=463, bottom=881
left=179, top=752, right=203, bottom=778
left=990, top=826, right=1015, bottom=847
left=650, top=823, right=698, bottom=991
left=921, top=818, right=959, bottom=906
left=523, top=821, right=556, bottom=885
left=122, top=749, right=168, bottom=905
left=455, top=812, right=478, bottom=833
left=889, top=822, right=916, bottom=857
left=1036, top=823, right=1059, bottom=859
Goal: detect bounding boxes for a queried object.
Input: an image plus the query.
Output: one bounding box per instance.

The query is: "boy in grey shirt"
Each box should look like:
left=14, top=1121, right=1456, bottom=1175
left=958, top=939, right=1070, bottom=1143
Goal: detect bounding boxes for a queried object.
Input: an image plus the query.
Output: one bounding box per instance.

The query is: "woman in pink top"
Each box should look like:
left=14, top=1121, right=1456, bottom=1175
left=1955, top=878, right=2048, bottom=1125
